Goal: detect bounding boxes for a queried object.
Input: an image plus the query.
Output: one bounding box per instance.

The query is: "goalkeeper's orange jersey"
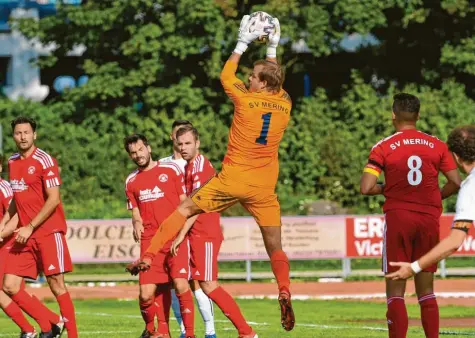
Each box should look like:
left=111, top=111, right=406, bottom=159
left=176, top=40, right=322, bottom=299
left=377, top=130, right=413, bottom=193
left=219, top=60, right=292, bottom=188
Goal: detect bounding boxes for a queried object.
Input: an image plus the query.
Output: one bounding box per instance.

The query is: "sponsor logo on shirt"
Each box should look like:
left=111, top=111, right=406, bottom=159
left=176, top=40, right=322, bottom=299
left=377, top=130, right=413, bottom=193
left=138, top=186, right=164, bottom=202
left=10, top=179, right=28, bottom=192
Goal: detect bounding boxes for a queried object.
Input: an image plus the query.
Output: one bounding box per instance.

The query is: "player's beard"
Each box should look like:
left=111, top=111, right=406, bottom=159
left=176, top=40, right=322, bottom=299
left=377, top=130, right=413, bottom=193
left=135, top=154, right=151, bottom=169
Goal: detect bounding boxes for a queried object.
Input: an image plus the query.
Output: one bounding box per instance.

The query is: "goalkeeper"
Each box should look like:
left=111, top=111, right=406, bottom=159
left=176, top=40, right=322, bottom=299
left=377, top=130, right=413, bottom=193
left=128, top=13, right=295, bottom=332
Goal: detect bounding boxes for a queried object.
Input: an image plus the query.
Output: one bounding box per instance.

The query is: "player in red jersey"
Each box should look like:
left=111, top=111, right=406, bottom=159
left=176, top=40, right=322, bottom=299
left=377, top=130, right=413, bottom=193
left=170, top=126, right=256, bottom=338
left=360, top=94, right=461, bottom=338
left=124, top=134, right=196, bottom=338
left=0, top=117, right=77, bottom=338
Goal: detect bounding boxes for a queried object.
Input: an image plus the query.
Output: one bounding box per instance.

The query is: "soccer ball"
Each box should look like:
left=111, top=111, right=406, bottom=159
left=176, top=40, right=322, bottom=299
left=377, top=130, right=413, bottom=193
left=249, top=11, right=275, bottom=44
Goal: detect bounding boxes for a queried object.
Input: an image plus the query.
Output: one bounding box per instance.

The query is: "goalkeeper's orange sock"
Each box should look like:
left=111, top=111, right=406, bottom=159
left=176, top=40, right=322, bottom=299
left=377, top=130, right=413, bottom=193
left=145, top=210, right=187, bottom=256
left=270, top=249, right=290, bottom=293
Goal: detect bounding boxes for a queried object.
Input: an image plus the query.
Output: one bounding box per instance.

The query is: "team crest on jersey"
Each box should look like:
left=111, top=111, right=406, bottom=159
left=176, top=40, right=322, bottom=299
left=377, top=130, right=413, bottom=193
left=159, top=174, right=168, bottom=182
left=28, top=166, right=36, bottom=174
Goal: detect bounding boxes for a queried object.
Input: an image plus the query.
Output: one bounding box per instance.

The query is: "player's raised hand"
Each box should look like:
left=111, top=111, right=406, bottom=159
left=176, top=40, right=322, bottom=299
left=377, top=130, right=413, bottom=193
left=385, top=262, right=415, bottom=280
left=234, top=15, right=259, bottom=55
left=267, top=17, right=280, bottom=58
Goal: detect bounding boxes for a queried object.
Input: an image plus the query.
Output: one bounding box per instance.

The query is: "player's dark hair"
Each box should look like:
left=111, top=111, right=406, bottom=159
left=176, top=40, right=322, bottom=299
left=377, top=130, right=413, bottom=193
left=447, top=125, right=475, bottom=163
left=176, top=125, right=199, bottom=141
left=392, top=93, right=420, bottom=122
left=172, top=120, right=193, bottom=130
left=254, top=60, right=285, bottom=93
left=11, top=116, right=37, bottom=132
left=123, top=134, right=149, bottom=153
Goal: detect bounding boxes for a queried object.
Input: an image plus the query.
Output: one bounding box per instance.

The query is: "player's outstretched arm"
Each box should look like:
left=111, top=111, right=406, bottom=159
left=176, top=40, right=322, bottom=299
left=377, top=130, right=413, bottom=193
left=387, top=228, right=467, bottom=280
left=441, top=169, right=461, bottom=199
left=266, top=17, right=280, bottom=64
left=171, top=214, right=198, bottom=256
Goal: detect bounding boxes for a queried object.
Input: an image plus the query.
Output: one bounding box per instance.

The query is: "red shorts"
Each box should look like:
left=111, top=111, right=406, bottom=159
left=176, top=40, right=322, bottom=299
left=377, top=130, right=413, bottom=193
left=5, top=232, right=72, bottom=279
left=139, top=238, right=190, bottom=285
left=383, top=209, right=439, bottom=274
left=190, top=238, right=222, bottom=281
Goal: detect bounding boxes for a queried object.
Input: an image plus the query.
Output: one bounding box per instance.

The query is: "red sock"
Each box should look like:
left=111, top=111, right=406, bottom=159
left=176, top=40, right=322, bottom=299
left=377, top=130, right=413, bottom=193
left=419, top=293, right=439, bottom=338
left=2, top=300, right=35, bottom=332
left=386, top=297, right=408, bottom=338
left=30, top=295, right=61, bottom=324
left=208, top=286, right=252, bottom=336
left=270, top=250, right=290, bottom=292
left=162, top=286, right=172, bottom=322
left=56, top=292, right=78, bottom=338
left=11, top=289, right=51, bottom=332
left=140, top=298, right=157, bottom=333
left=155, top=287, right=171, bottom=334
left=177, top=289, right=194, bottom=336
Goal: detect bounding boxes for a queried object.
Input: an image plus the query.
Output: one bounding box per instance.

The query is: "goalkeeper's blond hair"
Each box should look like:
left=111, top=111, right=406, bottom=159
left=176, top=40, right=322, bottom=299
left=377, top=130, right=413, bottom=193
left=254, top=60, right=284, bottom=93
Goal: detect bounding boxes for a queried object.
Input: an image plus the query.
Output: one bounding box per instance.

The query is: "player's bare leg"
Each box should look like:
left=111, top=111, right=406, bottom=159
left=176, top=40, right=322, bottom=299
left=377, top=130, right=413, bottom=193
left=259, top=226, right=294, bottom=331
left=385, top=278, right=408, bottom=338
left=200, top=281, right=256, bottom=338
left=47, top=273, right=78, bottom=338
left=139, top=283, right=160, bottom=337
left=415, top=272, right=438, bottom=338
left=174, top=278, right=195, bottom=337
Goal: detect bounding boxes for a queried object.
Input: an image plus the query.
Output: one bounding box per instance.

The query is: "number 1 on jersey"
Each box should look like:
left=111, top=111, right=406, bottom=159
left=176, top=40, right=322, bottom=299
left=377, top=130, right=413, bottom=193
left=256, top=112, right=272, bottom=145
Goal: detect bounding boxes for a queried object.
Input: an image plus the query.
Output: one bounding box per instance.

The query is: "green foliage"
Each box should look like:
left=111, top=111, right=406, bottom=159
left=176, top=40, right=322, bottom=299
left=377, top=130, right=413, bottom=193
left=2, top=0, right=475, bottom=218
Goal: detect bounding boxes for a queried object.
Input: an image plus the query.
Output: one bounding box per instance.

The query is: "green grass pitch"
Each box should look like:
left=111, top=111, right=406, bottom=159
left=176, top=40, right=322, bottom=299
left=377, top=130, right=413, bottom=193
left=1, top=298, right=475, bottom=337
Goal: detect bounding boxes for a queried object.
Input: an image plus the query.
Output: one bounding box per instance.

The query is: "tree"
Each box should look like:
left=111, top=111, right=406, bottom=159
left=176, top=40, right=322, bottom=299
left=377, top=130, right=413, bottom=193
left=1, top=0, right=474, bottom=217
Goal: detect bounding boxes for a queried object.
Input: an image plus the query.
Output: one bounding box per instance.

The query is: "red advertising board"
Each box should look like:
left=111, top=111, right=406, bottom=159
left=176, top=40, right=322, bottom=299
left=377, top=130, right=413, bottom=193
left=346, top=214, right=474, bottom=258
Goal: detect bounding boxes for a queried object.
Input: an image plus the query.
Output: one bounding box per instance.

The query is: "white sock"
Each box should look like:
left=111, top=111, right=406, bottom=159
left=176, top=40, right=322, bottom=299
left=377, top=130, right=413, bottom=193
left=194, top=288, right=216, bottom=335
left=171, top=289, right=185, bottom=334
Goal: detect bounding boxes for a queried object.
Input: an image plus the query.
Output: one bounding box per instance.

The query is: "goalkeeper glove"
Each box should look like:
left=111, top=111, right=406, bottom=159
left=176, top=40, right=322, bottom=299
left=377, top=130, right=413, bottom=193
left=266, top=17, right=280, bottom=58
left=234, top=15, right=260, bottom=55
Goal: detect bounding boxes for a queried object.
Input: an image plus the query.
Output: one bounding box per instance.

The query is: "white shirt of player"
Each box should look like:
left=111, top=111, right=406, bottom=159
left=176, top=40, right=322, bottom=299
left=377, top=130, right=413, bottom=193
left=159, top=155, right=187, bottom=174
left=454, top=168, right=475, bottom=222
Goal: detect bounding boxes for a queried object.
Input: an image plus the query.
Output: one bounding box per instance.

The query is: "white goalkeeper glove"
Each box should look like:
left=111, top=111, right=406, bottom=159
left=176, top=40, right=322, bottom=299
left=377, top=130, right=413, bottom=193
left=266, top=17, right=280, bottom=58
left=234, top=15, right=260, bottom=55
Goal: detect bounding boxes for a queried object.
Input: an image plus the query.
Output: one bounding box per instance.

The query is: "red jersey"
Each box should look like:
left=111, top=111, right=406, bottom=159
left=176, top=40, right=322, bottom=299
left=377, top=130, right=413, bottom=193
left=8, top=148, right=67, bottom=238
left=364, top=129, right=457, bottom=217
left=125, top=162, right=186, bottom=246
left=184, top=155, right=223, bottom=241
left=0, top=178, right=13, bottom=220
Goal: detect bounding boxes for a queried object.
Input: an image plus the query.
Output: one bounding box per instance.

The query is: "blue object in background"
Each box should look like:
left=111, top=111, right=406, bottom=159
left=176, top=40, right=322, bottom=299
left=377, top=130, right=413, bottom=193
left=303, top=73, right=311, bottom=97
left=77, top=75, right=88, bottom=87
left=53, top=75, right=75, bottom=93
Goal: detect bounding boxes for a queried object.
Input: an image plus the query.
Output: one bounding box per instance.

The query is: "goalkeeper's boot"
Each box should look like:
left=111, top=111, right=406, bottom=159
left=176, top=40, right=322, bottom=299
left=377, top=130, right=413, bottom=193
left=278, top=288, right=295, bottom=331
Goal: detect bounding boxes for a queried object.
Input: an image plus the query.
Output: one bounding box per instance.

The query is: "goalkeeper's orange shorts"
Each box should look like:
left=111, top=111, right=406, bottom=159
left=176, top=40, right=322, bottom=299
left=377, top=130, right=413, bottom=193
left=191, top=173, right=281, bottom=226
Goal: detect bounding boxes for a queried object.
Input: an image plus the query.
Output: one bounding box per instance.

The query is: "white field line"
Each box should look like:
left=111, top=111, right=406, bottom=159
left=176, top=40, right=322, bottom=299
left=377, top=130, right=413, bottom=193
left=236, top=292, right=475, bottom=301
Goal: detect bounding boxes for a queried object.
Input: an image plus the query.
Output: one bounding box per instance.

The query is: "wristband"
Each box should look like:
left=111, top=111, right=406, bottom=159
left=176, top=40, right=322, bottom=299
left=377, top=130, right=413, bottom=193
left=234, top=41, right=248, bottom=55
left=410, top=261, right=422, bottom=274
left=28, top=223, right=35, bottom=230
left=266, top=46, right=277, bottom=58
